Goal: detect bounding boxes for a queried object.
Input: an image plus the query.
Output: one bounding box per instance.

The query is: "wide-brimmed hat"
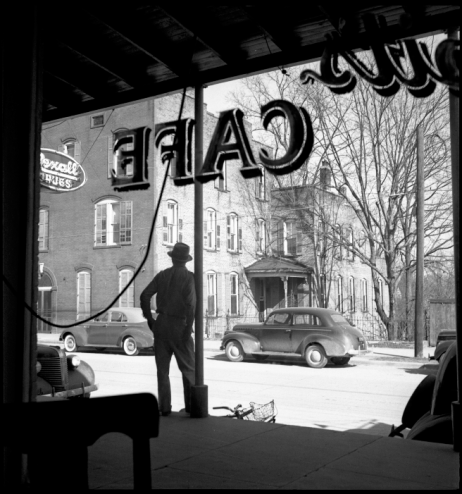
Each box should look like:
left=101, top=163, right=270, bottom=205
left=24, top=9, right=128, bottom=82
left=167, top=242, right=193, bottom=262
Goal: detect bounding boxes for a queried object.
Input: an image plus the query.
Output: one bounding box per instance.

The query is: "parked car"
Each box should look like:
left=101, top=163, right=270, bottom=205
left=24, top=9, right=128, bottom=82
left=36, top=344, right=98, bottom=399
left=59, top=307, right=155, bottom=356
left=220, top=307, right=368, bottom=368
left=430, top=330, right=456, bottom=363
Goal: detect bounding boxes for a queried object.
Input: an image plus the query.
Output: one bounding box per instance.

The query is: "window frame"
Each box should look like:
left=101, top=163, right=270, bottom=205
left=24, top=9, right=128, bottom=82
left=348, top=276, right=356, bottom=313
left=91, top=114, right=105, bottom=128
left=214, top=162, right=227, bottom=191
left=204, top=208, right=217, bottom=250
left=38, top=207, right=49, bottom=252
left=163, top=200, right=179, bottom=246
left=361, top=278, right=368, bottom=312
left=119, top=269, right=135, bottom=308
left=206, top=271, right=217, bottom=316
left=95, top=198, right=133, bottom=247
left=255, top=167, right=266, bottom=200
left=256, top=218, right=266, bottom=254
left=227, top=213, right=239, bottom=253
left=76, top=270, right=91, bottom=316
left=337, top=275, right=344, bottom=313
left=230, top=272, right=239, bottom=316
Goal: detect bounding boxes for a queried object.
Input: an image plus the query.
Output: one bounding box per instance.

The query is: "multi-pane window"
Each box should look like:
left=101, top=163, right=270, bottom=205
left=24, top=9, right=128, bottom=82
left=227, top=213, right=241, bottom=252
left=204, top=208, right=217, bottom=250
left=284, top=221, right=302, bottom=255
left=230, top=273, right=239, bottom=315
left=255, top=168, right=266, bottom=200
left=163, top=200, right=179, bottom=245
left=316, top=220, right=324, bottom=253
left=377, top=278, right=384, bottom=310
left=334, top=224, right=343, bottom=260
left=95, top=199, right=133, bottom=246
left=38, top=208, right=49, bottom=251
left=256, top=219, right=266, bottom=254
left=59, top=140, right=80, bottom=161
left=360, top=278, right=368, bottom=312
left=206, top=271, right=217, bottom=316
left=77, top=271, right=91, bottom=315
left=345, top=227, right=354, bottom=260
left=337, top=276, right=344, bottom=312
left=215, top=163, right=227, bottom=191
left=348, top=277, right=355, bottom=312
left=119, top=269, right=134, bottom=307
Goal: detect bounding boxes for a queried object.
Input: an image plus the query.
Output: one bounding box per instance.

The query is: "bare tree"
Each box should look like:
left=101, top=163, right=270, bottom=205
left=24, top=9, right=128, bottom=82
left=228, top=57, right=452, bottom=340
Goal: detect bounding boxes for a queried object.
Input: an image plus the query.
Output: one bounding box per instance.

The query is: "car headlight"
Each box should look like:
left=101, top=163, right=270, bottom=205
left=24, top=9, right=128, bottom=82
left=36, top=361, right=42, bottom=373
left=67, top=355, right=81, bottom=369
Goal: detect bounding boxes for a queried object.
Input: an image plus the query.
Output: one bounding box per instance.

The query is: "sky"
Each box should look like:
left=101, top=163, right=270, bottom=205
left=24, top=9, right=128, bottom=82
left=203, top=80, right=242, bottom=116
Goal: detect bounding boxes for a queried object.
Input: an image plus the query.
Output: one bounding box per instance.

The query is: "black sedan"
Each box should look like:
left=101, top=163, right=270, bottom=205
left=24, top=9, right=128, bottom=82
left=220, top=307, right=368, bottom=368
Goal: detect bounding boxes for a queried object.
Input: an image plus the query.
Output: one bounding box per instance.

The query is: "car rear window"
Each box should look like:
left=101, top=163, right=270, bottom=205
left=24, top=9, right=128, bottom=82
left=330, top=314, right=350, bottom=325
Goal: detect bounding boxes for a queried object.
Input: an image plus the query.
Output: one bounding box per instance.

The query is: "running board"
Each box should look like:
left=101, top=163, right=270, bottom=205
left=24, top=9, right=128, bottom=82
left=251, top=351, right=302, bottom=357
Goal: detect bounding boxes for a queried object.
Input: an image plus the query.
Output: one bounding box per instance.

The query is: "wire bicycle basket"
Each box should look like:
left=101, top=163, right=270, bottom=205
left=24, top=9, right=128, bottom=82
left=213, top=400, right=277, bottom=423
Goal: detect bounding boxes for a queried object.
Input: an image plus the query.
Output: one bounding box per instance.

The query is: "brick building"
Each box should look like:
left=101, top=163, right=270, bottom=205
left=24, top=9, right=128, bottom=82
left=39, top=93, right=272, bottom=337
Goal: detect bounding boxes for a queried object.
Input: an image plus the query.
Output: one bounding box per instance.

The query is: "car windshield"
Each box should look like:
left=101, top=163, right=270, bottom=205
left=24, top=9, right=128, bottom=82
left=330, top=314, right=350, bottom=325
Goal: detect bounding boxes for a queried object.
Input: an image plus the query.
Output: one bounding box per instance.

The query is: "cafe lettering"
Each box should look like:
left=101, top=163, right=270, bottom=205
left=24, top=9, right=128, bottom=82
left=40, top=149, right=87, bottom=192
left=109, top=26, right=457, bottom=191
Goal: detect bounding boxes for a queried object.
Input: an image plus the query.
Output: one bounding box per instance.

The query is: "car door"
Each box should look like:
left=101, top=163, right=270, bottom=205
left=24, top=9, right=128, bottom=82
left=259, top=312, right=293, bottom=352
left=87, top=312, right=110, bottom=345
left=107, top=310, right=129, bottom=346
left=290, top=313, right=324, bottom=352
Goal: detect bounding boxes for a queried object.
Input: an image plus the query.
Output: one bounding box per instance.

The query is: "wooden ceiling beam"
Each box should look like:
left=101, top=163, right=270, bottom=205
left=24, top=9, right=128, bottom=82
left=242, top=7, right=301, bottom=53
left=157, top=4, right=244, bottom=67
left=85, top=9, right=188, bottom=79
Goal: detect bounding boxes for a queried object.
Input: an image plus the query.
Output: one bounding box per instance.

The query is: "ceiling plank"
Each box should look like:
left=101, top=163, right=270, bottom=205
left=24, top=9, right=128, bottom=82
left=157, top=4, right=245, bottom=67
left=242, top=7, right=301, bottom=53
left=84, top=8, right=188, bottom=79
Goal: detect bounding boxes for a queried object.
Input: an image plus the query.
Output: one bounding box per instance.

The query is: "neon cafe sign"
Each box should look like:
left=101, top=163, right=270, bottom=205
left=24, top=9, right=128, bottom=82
left=109, top=15, right=458, bottom=192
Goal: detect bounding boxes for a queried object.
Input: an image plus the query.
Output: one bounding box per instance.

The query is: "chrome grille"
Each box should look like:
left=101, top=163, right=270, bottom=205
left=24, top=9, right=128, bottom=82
left=38, top=355, right=69, bottom=392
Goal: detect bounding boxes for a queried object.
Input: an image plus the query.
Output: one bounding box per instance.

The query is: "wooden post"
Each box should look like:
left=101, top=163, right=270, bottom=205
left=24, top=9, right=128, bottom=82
left=191, top=83, right=208, bottom=418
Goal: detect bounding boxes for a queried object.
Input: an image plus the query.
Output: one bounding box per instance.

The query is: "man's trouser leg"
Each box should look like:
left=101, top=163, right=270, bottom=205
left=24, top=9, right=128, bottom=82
left=154, top=339, right=173, bottom=413
left=172, top=335, right=195, bottom=413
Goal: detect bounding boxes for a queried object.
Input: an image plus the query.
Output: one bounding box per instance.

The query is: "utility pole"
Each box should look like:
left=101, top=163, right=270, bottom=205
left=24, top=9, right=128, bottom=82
left=414, top=125, right=424, bottom=357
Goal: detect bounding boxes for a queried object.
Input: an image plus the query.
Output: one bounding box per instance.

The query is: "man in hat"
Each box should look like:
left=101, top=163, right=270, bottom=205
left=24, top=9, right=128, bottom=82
left=140, top=242, right=196, bottom=416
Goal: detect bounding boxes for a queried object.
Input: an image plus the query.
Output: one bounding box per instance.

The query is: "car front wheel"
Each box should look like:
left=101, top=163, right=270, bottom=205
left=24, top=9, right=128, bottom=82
left=225, top=341, right=244, bottom=362
left=123, top=337, right=140, bottom=356
left=64, top=334, right=77, bottom=352
left=305, top=344, right=328, bottom=369
left=331, top=356, right=351, bottom=366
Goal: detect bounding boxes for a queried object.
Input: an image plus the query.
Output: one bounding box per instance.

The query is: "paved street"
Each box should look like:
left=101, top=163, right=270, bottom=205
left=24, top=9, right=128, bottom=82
left=73, top=346, right=438, bottom=437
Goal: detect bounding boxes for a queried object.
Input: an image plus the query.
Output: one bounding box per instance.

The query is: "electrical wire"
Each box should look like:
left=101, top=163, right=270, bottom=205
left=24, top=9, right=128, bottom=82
left=3, top=38, right=197, bottom=329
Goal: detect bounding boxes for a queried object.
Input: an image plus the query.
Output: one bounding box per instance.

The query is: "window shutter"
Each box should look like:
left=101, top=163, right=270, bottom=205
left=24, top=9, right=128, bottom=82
left=255, top=219, right=259, bottom=252
left=217, top=224, right=221, bottom=250
left=203, top=216, right=208, bottom=247
left=238, top=218, right=242, bottom=252
left=107, top=135, right=113, bottom=179
left=74, top=141, right=81, bottom=162
left=162, top=203, right=168, bottom=243
left=277, top=221, right=283, bottom=255
left=227, top=215, right=231, bottom=250
left=178, top=205, right=183, bottom=243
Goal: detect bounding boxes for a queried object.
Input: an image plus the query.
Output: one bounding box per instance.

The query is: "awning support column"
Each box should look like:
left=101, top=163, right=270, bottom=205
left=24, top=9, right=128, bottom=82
left=191, top=83, right=208, bottom=418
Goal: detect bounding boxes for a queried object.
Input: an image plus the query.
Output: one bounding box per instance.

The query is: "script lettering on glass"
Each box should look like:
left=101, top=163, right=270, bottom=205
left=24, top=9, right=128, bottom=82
left=40, top=149, right=87, bottom=192
left=112, top=127, right=151, bottom=192
left=300, top=14, right=459, bottom=98
left=154, top=119, right=195, bottom=186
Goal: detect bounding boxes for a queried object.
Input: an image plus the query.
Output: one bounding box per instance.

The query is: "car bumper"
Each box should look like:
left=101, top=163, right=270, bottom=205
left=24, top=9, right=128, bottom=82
left=346, top=348, right=368, bottom=356
left=38, top=383, right=98, bottom=399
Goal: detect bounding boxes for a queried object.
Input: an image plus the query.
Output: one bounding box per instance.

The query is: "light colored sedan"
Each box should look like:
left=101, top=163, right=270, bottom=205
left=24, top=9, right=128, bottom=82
left=60, top=308, right=154, bottom=356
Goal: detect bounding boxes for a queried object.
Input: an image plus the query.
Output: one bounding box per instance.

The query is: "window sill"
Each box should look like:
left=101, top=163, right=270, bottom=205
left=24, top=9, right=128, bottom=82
left=227, top=250, right=241, bottom=255
left=39, top=249, right=49, bottom=253
left=93, top=244, right=122, bottom=250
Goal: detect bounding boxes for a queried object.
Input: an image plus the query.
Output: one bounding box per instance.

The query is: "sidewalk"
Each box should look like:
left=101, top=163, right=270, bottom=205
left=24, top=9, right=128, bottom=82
left=86, top=411, right=458, bottom=490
